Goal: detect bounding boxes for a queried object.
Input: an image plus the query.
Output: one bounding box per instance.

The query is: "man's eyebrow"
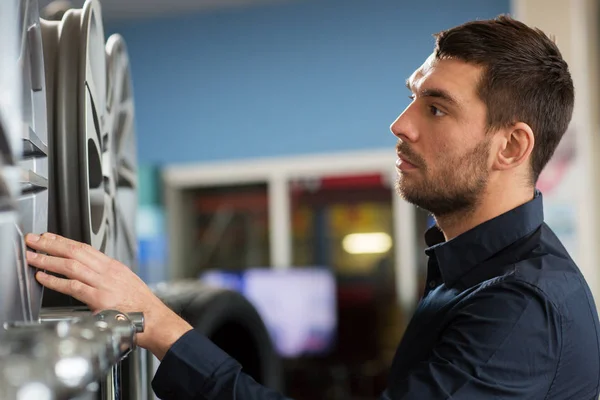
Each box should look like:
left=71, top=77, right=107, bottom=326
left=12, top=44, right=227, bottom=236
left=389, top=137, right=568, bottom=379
left=421, top=88, right=460, bottom=107
left=406, top=80, right=461, bottom=108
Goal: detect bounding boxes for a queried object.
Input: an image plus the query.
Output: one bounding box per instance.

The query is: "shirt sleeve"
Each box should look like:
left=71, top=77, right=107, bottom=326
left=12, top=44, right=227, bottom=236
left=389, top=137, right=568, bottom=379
left=384, top=279, right=562, bottom=399
left=151, top=329, right=292, bottom=400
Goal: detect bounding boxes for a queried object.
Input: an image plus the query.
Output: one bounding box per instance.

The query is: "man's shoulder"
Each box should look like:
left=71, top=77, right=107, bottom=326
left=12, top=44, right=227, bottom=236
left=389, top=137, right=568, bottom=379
left=508, top=223, right=595, bottom=318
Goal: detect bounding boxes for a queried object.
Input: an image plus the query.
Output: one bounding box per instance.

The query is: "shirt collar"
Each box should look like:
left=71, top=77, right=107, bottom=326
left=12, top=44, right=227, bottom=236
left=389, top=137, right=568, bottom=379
left=424, top=190, right=544, bottom=288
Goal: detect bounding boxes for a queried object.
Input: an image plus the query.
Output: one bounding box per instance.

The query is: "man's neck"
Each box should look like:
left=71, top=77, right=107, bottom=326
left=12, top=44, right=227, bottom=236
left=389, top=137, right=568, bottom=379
left=435, top=187, right=535, bottom=241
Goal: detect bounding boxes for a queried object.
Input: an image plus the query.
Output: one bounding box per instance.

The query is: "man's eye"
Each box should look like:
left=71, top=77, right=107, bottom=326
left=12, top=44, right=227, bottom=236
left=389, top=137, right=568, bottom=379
left=408, top=94, right=415, bottom=101
left=430, top=105, right=446, bottom=117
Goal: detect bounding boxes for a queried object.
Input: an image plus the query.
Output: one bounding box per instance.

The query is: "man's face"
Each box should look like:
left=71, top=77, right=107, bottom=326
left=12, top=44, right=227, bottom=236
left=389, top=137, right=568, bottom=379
left=390, top=55, right=492, bottom=217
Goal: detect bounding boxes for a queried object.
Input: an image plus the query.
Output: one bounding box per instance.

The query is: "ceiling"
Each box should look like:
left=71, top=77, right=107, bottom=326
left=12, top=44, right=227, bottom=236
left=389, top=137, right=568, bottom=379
left=39, top=0, right=296, bottom=21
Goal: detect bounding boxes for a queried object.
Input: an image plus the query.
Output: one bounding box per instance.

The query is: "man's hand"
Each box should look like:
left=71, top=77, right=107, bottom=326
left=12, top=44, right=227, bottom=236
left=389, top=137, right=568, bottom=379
left=25, top=232, right=193, bottom=360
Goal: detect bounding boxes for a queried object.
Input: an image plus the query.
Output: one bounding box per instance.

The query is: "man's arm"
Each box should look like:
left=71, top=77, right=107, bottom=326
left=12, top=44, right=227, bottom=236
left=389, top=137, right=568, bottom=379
left=152, top=329, right=291, bottom=400
left=385, top=280, right=562, bottom=399
left=22, top=233, right=292, bottom=399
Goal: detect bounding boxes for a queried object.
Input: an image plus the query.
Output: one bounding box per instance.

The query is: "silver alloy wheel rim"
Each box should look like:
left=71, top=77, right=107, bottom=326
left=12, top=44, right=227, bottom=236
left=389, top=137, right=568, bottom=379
left=54, top=0, right=114, bottom=255
left=80, top=0, right=114, bottom=255
left=0, top=0, right=23, bottom=324
left=17, top=0, right=49, bottom=322
left=106, top=34, right=138, bottom=269
left=42, top=0, right=138, bottom=308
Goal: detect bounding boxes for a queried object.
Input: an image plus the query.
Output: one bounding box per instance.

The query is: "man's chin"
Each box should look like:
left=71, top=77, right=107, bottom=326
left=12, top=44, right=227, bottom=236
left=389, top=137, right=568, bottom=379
left=394, top=181, right=445, bottom=214
left=395, top=178, right=422, bottom=202
left=395, top=186, right=423, bottom=208
left=397, top=189, right=480, bottom=217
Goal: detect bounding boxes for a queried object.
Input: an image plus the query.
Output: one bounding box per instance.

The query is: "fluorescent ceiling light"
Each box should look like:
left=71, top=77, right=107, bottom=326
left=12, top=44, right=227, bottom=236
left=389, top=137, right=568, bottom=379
left=342, top=232, right=392, bottom=255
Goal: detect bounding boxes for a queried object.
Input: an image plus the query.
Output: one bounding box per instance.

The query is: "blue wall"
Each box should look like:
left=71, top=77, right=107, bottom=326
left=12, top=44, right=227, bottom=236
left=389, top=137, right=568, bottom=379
left=107, top=0, right=510, bottom=166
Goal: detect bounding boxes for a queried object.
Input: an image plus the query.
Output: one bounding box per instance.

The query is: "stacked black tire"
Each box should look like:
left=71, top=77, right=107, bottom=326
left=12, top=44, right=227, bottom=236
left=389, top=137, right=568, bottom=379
left=153, top=281, right=282, bottom=391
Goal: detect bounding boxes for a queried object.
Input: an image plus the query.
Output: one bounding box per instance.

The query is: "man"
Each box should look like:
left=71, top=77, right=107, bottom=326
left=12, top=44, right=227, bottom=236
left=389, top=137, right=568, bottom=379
left=24, top=15, right=600, bottom=399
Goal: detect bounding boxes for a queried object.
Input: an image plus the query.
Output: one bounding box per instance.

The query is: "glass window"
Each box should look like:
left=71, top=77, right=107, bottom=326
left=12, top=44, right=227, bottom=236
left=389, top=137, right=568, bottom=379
left=185, top=183, right=270, bottom=275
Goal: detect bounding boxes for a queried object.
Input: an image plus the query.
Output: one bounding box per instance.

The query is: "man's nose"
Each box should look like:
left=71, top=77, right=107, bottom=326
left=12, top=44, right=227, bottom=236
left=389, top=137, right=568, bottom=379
left=390, top=107, right=418, bottom=143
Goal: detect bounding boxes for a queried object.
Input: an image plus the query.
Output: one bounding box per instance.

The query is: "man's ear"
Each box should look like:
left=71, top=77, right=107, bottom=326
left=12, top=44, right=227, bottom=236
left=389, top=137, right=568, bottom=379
left=492, top=122, right=535, bottom=171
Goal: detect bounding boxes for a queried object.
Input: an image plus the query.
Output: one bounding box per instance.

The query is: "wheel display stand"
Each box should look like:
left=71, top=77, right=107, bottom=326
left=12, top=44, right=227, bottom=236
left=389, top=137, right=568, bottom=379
left=0, top=1, right=282, bottom=399
left=0, top=1, right=147, bottom=399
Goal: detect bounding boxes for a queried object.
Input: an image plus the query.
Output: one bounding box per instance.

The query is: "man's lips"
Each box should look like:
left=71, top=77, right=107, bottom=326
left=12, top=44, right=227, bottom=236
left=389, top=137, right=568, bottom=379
left=396, top=153, right=418, bottom=171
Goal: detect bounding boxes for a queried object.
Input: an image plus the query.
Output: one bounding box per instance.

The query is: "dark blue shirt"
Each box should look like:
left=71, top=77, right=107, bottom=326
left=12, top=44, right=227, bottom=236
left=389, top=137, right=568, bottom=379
left=152, top=192, right=600, bottom=399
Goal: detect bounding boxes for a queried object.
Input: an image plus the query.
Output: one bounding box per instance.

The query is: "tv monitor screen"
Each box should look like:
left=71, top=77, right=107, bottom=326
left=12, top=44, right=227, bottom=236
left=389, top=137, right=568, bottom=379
left=200, top=268, right=337, bottom=358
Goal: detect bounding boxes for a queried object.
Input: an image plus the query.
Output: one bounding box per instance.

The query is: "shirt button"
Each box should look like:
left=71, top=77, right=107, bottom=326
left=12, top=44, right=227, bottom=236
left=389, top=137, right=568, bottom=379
left=428, top=281, right=437, bottom=289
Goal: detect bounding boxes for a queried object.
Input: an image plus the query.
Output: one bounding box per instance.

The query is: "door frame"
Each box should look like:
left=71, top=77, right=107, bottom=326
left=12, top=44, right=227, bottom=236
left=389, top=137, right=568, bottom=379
left=163, top=148, right=419, bottom=311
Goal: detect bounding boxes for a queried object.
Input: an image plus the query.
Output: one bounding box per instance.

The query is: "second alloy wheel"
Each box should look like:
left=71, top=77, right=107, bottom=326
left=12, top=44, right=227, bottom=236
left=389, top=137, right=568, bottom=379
left=105, top=33, right=138, bottom=271
left=42, top=0, right=139, bottom=307
left=53, top=0, right=114, bottom=254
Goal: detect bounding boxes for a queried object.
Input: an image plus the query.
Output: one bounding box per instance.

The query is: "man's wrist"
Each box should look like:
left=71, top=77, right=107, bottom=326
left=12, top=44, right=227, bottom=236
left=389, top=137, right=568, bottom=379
left=139, top=303, right=194, bottom=360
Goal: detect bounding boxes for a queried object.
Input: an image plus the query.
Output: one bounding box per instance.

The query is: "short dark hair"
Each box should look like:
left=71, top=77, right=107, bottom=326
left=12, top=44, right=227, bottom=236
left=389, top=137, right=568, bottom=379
left=434, top=15, right=574, bottom=183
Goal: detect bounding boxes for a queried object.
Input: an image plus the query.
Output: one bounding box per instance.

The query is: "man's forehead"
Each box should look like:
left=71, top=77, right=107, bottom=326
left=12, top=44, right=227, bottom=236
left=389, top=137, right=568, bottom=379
left=408, top=53, right=436, bottom=83
left=422, top=52, right=437, bottom=73
left=407, top=56, right=482, bottom=100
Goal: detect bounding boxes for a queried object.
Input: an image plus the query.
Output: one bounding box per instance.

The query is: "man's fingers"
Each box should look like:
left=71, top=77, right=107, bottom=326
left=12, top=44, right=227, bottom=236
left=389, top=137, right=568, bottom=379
left=27, top=251, right=100, bottom=288
left=35, top=271, right=97, bottom=307
left=25, top=233, right=111, bottom=272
